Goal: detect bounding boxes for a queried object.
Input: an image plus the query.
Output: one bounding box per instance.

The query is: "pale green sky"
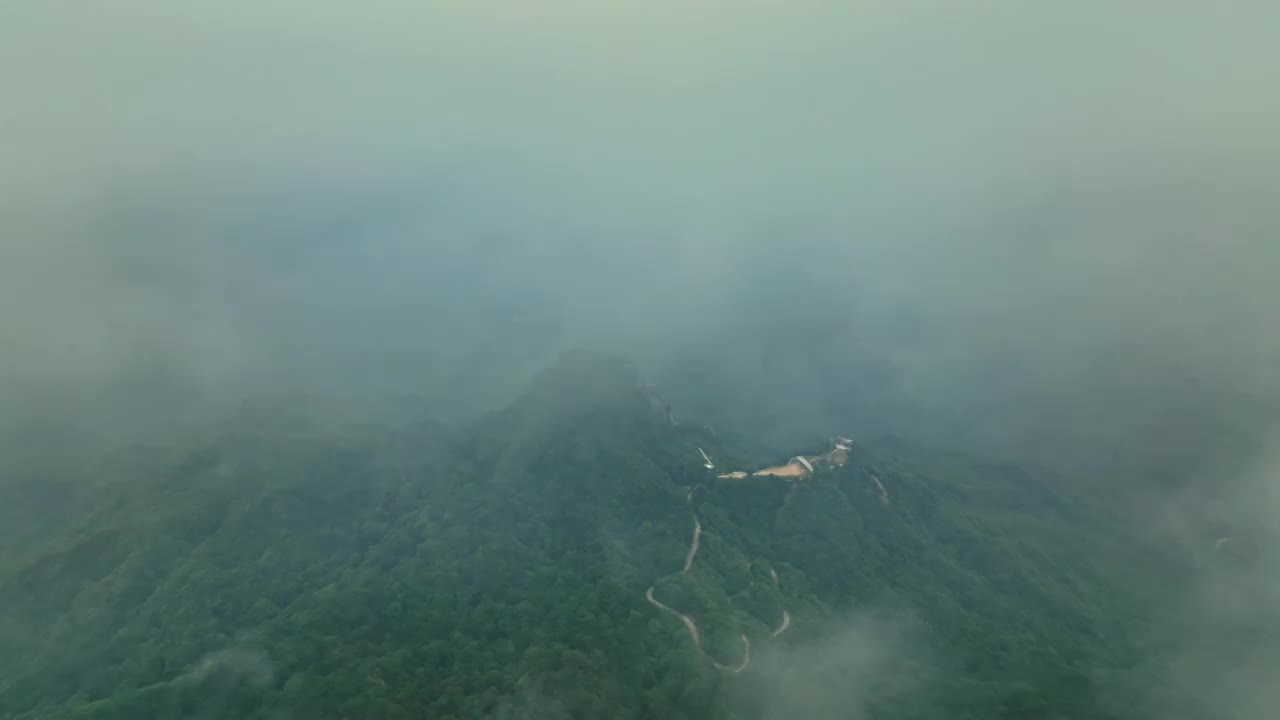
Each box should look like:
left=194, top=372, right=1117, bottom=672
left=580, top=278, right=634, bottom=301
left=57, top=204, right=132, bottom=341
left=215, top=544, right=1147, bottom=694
left=1, top=1, right=1276, bottom=433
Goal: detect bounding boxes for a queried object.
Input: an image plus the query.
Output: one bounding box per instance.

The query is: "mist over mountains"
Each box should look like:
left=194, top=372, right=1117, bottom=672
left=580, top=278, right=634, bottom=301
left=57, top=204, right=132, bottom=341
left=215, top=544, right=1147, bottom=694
left=5, top=2, right=1278, bottom=458
left=2, top=2, right=1278, bottom=718
left=0, top=352, right=1162, bottom=719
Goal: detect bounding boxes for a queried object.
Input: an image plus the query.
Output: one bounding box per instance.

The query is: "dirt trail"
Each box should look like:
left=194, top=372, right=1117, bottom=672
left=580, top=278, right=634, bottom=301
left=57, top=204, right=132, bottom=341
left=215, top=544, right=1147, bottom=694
left=647, top=465, right=789, bottom=674
left=682, top=486, right=701, bottom=572
left=871, top=474, right=890, bottom=504
left=766, top=566, right=791, bottom=638
left=772, top=610, right=791, bottom=637
left=647, top=489, right=703, bottom=649
left=646, top=586, right=701, bottom=646
left=713, top=634, right=751, bottom=674
left=683, top=514, right=701, bottom=573
left=645, top=593, right=751, bottom=675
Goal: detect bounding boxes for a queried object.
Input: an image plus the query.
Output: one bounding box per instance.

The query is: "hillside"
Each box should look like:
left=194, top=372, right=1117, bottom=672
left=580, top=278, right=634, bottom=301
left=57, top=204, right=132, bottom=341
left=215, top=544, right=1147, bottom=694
left=1, top=353, right=1175, bottom=719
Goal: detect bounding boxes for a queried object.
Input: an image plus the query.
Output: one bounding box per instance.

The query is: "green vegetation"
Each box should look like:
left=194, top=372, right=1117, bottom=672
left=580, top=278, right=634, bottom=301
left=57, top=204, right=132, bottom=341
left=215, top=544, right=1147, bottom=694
left=0, top=353, right=1186, bottom=719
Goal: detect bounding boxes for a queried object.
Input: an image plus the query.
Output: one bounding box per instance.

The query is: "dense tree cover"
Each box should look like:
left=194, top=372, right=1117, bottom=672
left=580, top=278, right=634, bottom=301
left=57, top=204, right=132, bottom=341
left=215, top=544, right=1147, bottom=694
left=0, top=353, right=1200, bottom=718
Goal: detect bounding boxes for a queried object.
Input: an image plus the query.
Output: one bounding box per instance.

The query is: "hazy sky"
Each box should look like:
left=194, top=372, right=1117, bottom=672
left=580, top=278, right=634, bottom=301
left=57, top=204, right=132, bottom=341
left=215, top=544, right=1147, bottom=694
left=2, top=1, right=1277, bottom=455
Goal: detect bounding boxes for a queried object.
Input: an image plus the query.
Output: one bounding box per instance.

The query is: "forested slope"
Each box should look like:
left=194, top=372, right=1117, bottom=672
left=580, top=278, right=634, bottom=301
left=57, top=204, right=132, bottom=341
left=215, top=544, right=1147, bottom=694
left=1, top=353, right=1176, bottom=719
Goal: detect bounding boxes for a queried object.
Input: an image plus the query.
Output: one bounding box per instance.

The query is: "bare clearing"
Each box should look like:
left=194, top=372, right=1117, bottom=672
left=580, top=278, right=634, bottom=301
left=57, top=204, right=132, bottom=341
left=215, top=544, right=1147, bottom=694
left=726, top=438, right=853, bottom=480
left=753, top=464, right=809, bottom=478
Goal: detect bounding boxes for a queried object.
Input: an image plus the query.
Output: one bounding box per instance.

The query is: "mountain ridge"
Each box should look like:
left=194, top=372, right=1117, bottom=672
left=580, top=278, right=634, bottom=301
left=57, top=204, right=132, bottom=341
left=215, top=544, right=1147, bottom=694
left=0, top=354, right=1176, bottom=719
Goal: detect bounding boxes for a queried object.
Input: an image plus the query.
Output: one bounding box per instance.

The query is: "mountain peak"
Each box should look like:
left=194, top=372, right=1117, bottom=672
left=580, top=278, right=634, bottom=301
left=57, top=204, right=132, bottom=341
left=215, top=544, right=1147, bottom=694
left=473, top=352, right=713, bottom=488
left=502, top=351, right=667, bottom=432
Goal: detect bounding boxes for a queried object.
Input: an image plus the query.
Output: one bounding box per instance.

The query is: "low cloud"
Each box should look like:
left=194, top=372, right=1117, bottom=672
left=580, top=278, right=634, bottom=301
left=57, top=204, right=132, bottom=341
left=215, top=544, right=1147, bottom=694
left=182, top=647, right=274, bottom=688
left=737, top=610, right=927, bottom=720
left=1135, top=433, right=1280, bottom=719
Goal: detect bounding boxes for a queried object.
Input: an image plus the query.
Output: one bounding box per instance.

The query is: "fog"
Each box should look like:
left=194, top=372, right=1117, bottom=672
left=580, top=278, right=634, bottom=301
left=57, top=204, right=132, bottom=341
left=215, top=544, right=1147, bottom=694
left=738, top=610, right=927, bottom=719
left=2, top=3, right=1278, bottom=716
left=5, top=3, right=1277, bottom=451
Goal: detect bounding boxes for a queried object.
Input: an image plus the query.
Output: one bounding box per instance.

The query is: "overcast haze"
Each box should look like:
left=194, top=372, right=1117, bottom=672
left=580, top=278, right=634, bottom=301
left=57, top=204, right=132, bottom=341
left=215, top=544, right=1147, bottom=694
left=4, top=4, right=1280, bottom=718
left=3, top=1, right=1278, bottom=460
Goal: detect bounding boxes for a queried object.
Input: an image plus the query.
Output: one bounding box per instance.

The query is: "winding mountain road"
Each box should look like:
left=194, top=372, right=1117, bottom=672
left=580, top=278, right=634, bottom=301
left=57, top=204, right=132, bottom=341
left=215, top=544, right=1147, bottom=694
left=649, top=475, right=806, bottom=674
left=683, top=514, right=701, bottom=573
left=871, top=474, right=890, bottom=504
left=772, top=610, right=791, bottom=637
left=649, top=441, right=868, bottom=669
left=713, top=634, right=750, bottom=674
left=647, top=484, right=752, bottom=671
left=765, top=565, right=791, bottom=638
left=645, top=586, right=700, bottom=646
left=647, top=489, right=705, bottom=649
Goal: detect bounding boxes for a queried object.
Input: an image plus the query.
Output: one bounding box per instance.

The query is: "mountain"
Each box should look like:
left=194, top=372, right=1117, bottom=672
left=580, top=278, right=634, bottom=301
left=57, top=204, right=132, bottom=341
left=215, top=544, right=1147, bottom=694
left=1, top=352, right=1177, bottom=719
